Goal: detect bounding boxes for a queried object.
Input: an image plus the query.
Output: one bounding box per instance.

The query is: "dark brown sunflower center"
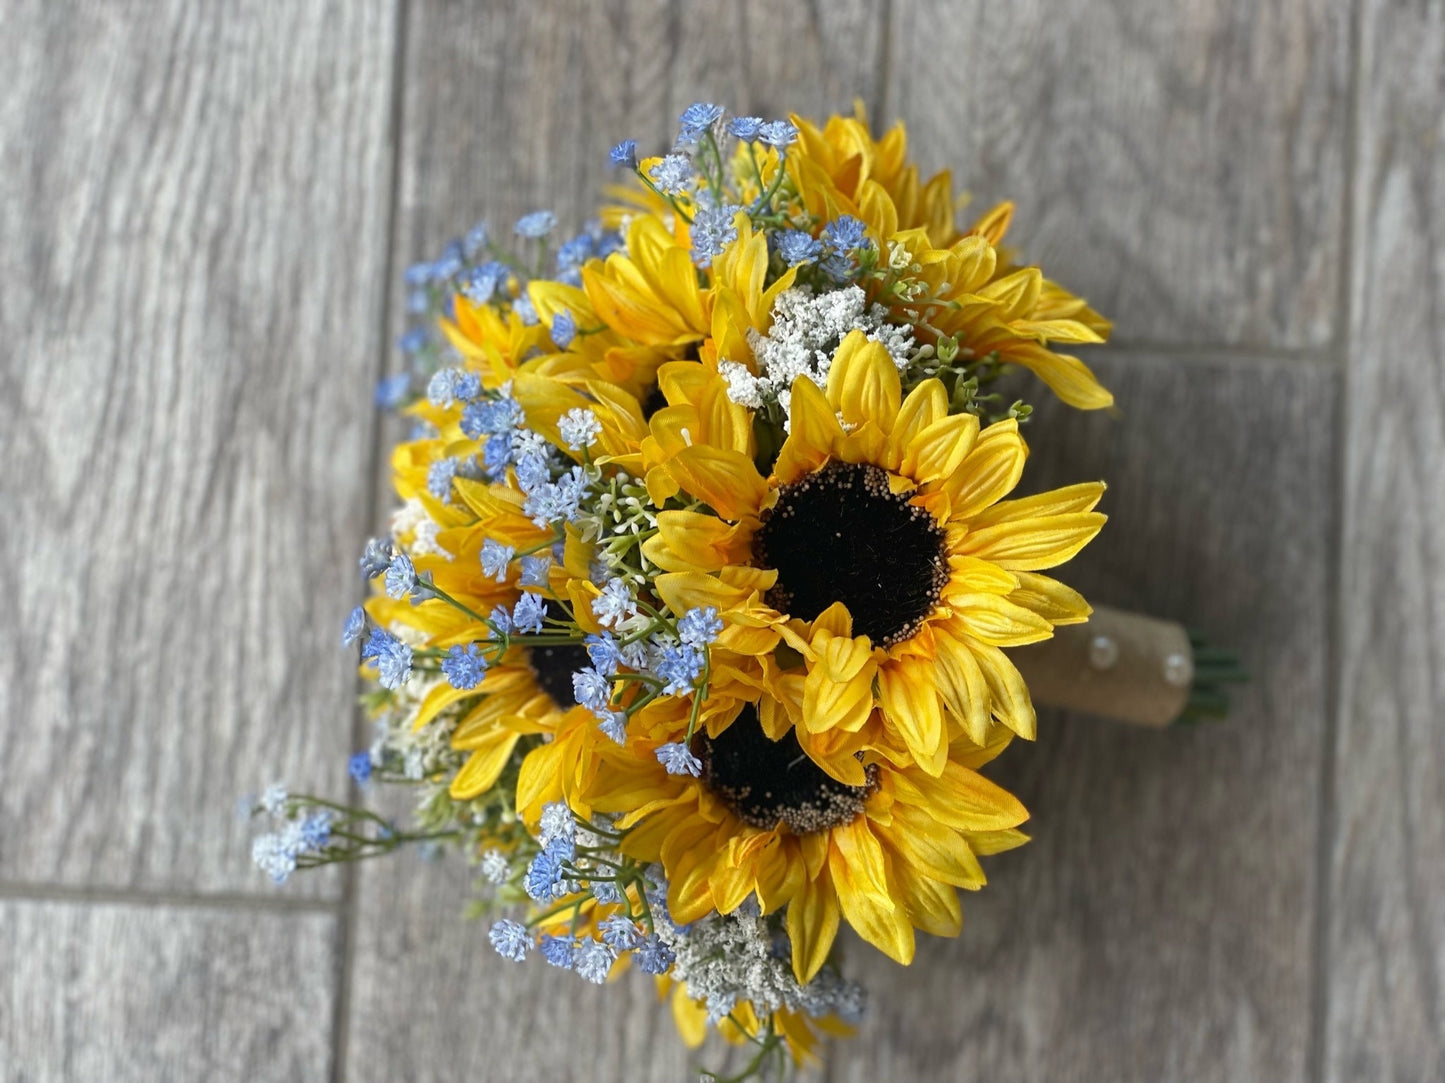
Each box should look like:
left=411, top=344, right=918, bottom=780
left=529, top=600, right=589, bottom=708
left=753, top=460, right=948, bottom=647
left=640, top=383, right=668, bottom=420
left=696, top=705, right=876, bottom=834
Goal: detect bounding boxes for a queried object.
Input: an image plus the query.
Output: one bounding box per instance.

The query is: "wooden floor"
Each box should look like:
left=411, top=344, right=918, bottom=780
left=3, top=2, right=1441, bottom=1080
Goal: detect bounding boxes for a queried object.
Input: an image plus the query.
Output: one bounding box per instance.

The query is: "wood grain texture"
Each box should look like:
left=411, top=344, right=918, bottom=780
left=1328, top=3, right=1445, bottom=1080
left=0, top=899, right=337, bottom=1082
left=0, top=1, right=396, bottom=893
left=884, top=0, right=1349, bottom=351
left=390, top=0, right=885, bottom=291
left=348, top=856, right=710, bottom=1083
left=827, top=355, right=1336, bottom=1082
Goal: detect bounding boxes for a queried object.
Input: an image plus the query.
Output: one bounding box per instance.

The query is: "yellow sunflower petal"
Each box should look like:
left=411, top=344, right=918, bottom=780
left=666, top=825, right=725, bottom=924
left=947, top=592, right=1056, bottom=647
left=969, top=637, right=1038, bottom=739
left=514, top=737, right=567, bottom=811
left=1006, top=342, right=1114, bottom=410
left=968, top=827, right=1031, bottom=856
left=829, top=826, right=914, bottom=964
left=773, top=375, right=844, bottom=484
left=886, top=378, right=948, bottom=472
left=932, top=629, right=991, bottom=746
left=944, top=554, right=1022, bottom=596
left=969, top=481, right=1106, bottom=526
left=900, top=412, right=980, bottom=485
left=655, top=570, right=768, bottom=617
left=1012, top=317, right=1107, bottom=345
left=755, top=838, right=807, bottom=915
left=894, top=760, right=1030, bottom=833
left=829, top=816, right=892, bottom=904
left=642, top=509, right=747, bottom=573
left=665, top=444, right=769, bottom=522
left=892, top=858, right=963, bottom=937
left=1007, top=571, right=1094, bottom=626
left=448, top=729, right=522, bottom=800
left=669, top=986, right=709, bottom=1048
left=802, top=631, right=877, bottom=733
left=808, top=601, right=854, bottom=639
left=979, top=267, right=1041, bottom=319
left=940, top=418, right=1027, bottom=521
left=877, top=657, right=946, bottom=775
left=774, top=1010, right=825, bottom=1066
left=825, top=330, right=901, bottom=430
left=788, top=865, right=841, bottom=983
left=413, top=682, right=483, bottom=732
left=882, top=803, right=988, bottom=888
left=710, top=851, right=756, bottom=914
left=969, top=200, right=1014, bottom=245
left=957, top=511, right=1107, bottom=571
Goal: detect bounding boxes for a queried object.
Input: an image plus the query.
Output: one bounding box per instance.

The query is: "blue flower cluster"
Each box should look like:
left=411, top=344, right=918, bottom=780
left=489, top=804, right=680, bottom=981
left=615, top=102, right=802, bottom=269
left=441, top=643, right=487, bottom=690
left=384, top=216, right=622, bottom=419
left=690, top=198, right=744, bottom=267
left=250, top=795, right=334, bottom=886
left=565, top=593, right=724, bottom=746
left=820, top=214, right=873, bottom=281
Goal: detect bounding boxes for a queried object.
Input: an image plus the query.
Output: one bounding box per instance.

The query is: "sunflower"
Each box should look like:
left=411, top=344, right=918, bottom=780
left=601, top=105, right=1114, bottom=410
left=365, top=396, right=616, bottom=800
left=545, top=690, right=1028, bottom=982
left=640, top=329, right=1106, bottom=774
left=788, top=104, right=960, bottom=248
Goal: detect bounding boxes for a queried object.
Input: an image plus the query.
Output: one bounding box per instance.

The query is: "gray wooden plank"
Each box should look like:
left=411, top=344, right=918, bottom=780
left=1328, top=4, right=1445, bottom=1080
left=826, top=355, right=1335, bottom=1082
left=390, top=0, right=885, bottom=286
left=0, top=899, right=337, bottom=1082
left=0, top=1, right=397, bottom=893
left=884, top=0, right=1349, bottom=352
left=351, top=2, right=884, bottom=1077
left=349, top=856, right=711, bottom=1083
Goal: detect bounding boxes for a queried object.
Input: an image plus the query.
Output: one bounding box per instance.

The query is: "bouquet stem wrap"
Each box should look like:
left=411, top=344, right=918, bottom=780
left=1012, top=606, right=1194, bottom=727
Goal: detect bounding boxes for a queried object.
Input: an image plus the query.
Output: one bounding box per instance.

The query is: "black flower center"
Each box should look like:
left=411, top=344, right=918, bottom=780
left=696, top=705, right=876, bottom=834
left=641, top=383, right=668, bottom=420
left=753, top=460, right=948, bottom=647
left=640, top=342, right=703, bottom=420
left=529, top=600, right=589, bottom=709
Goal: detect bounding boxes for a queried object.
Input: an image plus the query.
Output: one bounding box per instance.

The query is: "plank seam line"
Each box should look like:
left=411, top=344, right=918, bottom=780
left=0, top=881, right=341, bottom=914
left=1308, top=0, right=1363, bottom=1078
left=1101, top=341, right=1344, bottom=367
left=330, top=3, right=412, bottom=1081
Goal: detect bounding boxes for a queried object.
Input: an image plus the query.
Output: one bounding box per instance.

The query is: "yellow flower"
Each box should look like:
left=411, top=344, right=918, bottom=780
left=438, top=286, right=553, bottom=390
left=367, top=437, right=606, bottom=799
left=559, top=694, right=1028, bottom=981
left=611, top=105, right=1114, bottom=410
left=788, top=106, right=958, bottom=247
left=583, top=214, right=710, bottom=349
left=642, top=330, right=1106, bottom=773
left=783, top=109, right=1114, bottom=409
left=585, top=108, right=1115, bottom=412
left=660, top=976, right=852, bottom=1065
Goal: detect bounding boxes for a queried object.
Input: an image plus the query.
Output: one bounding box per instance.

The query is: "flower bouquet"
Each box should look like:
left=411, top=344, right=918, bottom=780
left=248, top=103, right=1240, bottom=1079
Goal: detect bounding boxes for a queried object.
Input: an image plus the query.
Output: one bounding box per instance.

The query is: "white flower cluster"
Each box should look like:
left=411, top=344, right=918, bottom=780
left=391, top=497, right=453, bottom=560
left=719, top=285, right=915, bottom=426
left=657, top=897, right=867, bottom=1026
left=367, top=665, right=462, bottom=785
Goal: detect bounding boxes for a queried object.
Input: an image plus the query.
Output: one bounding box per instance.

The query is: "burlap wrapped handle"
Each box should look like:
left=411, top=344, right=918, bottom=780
left=1011, top=606, right=1196, bottom=728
